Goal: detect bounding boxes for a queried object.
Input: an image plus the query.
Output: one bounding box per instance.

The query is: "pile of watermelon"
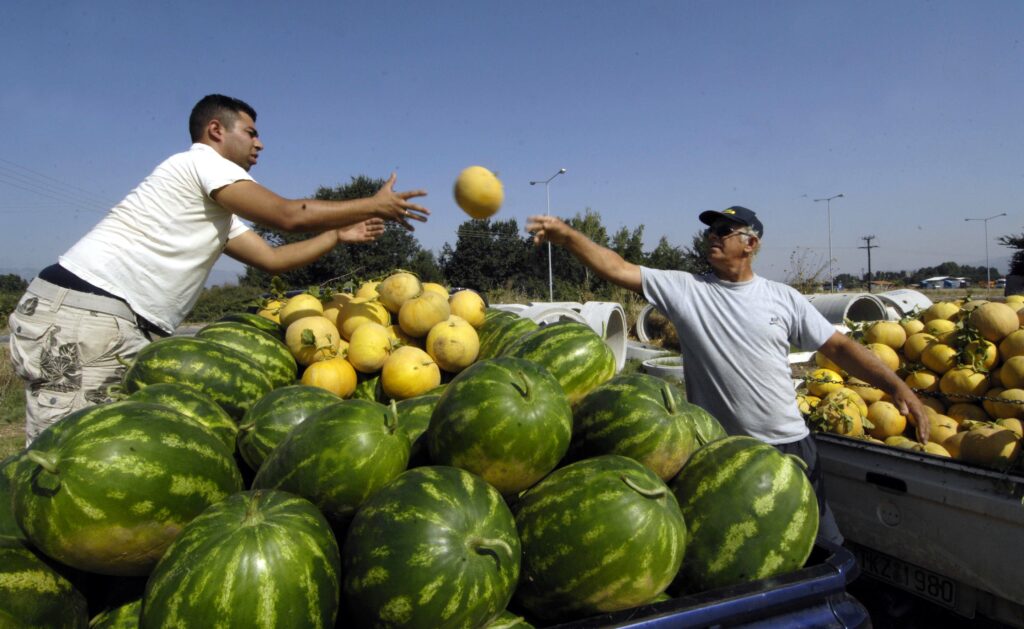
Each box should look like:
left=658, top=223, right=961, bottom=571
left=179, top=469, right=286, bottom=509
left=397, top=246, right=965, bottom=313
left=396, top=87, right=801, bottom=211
left=1, top=278, right=822, bottom=628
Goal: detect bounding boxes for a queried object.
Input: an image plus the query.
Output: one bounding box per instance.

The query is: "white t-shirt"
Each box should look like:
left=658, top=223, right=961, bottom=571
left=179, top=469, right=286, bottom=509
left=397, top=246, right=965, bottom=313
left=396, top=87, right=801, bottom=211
left=641, top=268, right=836, bottom=443
left=61, top=144, right=252, bottom=333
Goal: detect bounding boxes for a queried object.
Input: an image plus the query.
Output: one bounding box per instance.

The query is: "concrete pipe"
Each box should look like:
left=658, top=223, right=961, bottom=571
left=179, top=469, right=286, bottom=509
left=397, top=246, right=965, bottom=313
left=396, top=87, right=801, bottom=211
left=803, top=293, right=889, bottom=324
left=517, top=304, right=587, bottom=326
left=641, top=355, right=684, bottom=384
left=580, top=301, right=628, bottom=372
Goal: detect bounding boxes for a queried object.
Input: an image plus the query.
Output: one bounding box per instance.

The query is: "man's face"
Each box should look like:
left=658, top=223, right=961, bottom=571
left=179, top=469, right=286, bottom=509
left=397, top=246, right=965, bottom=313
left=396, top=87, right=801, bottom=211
left=704, top=221, right=751, bottom=263
left=220, top=112, right=263, bottom=171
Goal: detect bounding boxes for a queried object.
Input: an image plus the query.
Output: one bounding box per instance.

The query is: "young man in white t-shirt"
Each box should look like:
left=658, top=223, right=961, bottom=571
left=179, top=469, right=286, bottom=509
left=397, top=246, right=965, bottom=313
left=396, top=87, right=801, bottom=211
left=527, top=206, right=930, bottom=544
left=8, top=94, right=431, bottom=443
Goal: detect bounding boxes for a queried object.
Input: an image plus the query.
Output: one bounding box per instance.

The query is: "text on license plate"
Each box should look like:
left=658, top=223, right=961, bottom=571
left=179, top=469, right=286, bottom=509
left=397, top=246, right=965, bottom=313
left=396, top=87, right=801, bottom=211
left=853, top=545, right=958, bottom=609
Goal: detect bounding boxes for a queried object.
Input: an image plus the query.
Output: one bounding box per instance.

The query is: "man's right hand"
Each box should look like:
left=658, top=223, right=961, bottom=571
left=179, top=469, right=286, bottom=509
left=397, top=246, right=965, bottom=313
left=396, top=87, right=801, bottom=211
left=526, top=215, right=572, bottom=246
left=374, top=173, right=429, bottom=230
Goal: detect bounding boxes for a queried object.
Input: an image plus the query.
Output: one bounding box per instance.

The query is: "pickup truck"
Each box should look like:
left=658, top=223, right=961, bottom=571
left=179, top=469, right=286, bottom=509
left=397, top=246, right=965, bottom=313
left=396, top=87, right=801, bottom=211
left=816, top=433, right=1024, bottom=627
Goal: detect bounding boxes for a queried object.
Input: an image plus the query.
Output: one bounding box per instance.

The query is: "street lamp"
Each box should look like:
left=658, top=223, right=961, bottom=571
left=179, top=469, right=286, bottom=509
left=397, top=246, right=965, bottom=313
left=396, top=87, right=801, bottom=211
left=813, top=193, right=844, bottom=292
left=964, top=212, right=1007, bottom=288
left=530, top=168, right=567, bottom=301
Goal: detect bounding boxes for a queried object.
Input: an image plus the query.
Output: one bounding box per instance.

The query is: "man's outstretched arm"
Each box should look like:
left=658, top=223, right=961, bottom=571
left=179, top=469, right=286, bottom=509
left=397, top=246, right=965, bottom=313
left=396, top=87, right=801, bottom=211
left=526, top=215, right=642, bottom=293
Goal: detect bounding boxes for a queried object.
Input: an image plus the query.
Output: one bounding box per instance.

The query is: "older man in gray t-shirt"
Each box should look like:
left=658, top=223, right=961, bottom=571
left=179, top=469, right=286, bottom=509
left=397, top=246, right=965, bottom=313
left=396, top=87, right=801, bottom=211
left=527, top=205, right=931, bottom=545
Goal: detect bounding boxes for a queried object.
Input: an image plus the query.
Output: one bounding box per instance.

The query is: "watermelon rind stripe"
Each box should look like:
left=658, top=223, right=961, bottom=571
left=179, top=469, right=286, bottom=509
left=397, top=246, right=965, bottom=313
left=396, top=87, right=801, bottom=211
left=342, top=466, right=520, bottom=629
left=669, top=436, right=818, bottom=593
left=512, top=455, right=686, bottom=621
left=140, top=490, right=340, bottom=628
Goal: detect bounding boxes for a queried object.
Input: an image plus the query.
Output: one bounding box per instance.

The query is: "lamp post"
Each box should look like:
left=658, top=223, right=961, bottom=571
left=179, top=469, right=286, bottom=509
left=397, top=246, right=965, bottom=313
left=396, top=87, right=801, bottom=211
left=813, top=193, right=844, bottom=292
left=964, top=212, right=1007, bottom=288
left=530, top=168, right=566, bottom=301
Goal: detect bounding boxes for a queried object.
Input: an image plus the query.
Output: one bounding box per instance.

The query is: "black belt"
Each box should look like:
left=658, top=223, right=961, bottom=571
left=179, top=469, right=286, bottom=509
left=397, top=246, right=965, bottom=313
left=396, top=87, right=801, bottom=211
left=37, top=264, right=169, bottom=337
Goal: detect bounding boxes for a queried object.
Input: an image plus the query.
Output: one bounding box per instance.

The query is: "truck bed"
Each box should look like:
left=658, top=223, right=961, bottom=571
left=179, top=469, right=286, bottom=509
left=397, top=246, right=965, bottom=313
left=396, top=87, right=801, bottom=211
left=816, top=433, right=1024, bottom=627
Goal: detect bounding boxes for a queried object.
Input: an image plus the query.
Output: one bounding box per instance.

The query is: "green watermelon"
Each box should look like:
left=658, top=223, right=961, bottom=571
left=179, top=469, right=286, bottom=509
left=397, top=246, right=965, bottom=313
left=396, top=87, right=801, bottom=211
left=428, top=356, right=572, bottom=495
left=217, top=311, right=284, bottom=340
left=341, top=466, right=520, bottom=629
left=478, top=310, right=539, bottom=360
left=90, top=598, right=141, bottom=629
left=350, top=371, right=388, bottom=403
left=122, top=336, right=273, bottom=420
left=513, top=454, right=686, bottom=621
left=485, top=610, right=536, bottom=628
left=252, top=399, right=409, bottom=530
left=141, top=490, right=340, bottom=629
left=394, top=390, right=444, bottom=467
left=195, top=321, right=297, bottom=389
left=1, top=454, right=25, bottom=541
left=236, top=384, right=341, bottom=471
left=669, top=436, right=818, bottom=593
left=0, top=539, right=89, bottom=629
left=126, top=382, right=238, bottom=452
left=572, top=372, right=704, bottom=480
left=11, top=401, right=243, bottom=576
left=502, top=320, right=616, bottom=405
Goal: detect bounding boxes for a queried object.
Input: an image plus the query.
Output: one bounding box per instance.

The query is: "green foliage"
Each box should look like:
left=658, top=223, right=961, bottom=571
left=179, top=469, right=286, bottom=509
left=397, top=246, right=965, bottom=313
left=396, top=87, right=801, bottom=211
left=0, top=274, right=27, bottom=293
left=439, top=218, right=542, bottom=295
left=184, top=284, right=264, bottom=323
left=240, top=175, right=440, bottom=290
left=999, top=232, right=1024, bottom=276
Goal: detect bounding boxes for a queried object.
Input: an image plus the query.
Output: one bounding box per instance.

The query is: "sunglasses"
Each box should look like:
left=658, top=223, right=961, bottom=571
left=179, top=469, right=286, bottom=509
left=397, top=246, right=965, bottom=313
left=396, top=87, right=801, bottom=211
left=705, top=223, right=743, bottom=239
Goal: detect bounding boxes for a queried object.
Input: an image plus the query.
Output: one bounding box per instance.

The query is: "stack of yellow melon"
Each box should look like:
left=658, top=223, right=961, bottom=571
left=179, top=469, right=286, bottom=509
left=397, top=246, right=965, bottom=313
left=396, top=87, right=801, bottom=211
left=798, top=295, right=1024, bottom=469
left=256, top=272, right=487, bottom=401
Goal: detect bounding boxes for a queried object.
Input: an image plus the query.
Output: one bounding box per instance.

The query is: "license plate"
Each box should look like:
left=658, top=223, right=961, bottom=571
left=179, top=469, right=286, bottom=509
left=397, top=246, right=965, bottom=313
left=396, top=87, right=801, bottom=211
left=851, top=544, right=962, bottom=611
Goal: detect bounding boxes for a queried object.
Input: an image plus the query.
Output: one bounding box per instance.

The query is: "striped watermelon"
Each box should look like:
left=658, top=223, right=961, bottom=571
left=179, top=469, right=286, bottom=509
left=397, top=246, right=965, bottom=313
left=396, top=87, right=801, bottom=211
left=89, top=598, right=141, bottom=629
left=428, top=357, right=572, bottom=495
left=217, top=311, right=284, bottom=340
left=11, top=401, right=242, bottom=576
left=252, top=399, right=410, bottom=530
left=122, top=336, right=273, bottom=420
left=513, top=454, right=686, bottom=621
left=572, top=373, right=707, bottom=480
left=486, top=610, right=536, bottom=628
left=341, top=466, right=520, bottom=629
left=502, top=320, right=616, bottom=405
left=126, top=382, right=238, bottom=452
left=394, top=389, right=444, bottom=467
left=669, top=436, right=818, bottom=593
left=236, top=385, right=341, bottom=472
left=478, top=310, right=539, bottom=360
left=0, top=539, right=89, bottom=629
left=350, top=371, right=387, bottom=403
left=1, top=454, right=24, bottom=541
left=195, top=321, right=297, bottom=389
left=141, top=490, right=340, bottom=629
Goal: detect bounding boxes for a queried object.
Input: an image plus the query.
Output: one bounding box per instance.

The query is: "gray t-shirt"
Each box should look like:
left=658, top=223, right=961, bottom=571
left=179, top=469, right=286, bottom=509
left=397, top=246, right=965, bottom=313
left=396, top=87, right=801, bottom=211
left=641, top=268, right=836, bottom=443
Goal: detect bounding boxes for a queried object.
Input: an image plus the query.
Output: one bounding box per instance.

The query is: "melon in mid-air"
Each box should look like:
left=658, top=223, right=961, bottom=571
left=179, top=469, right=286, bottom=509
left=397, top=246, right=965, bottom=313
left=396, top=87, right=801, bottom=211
left=454, top=166, right=503, bottom=219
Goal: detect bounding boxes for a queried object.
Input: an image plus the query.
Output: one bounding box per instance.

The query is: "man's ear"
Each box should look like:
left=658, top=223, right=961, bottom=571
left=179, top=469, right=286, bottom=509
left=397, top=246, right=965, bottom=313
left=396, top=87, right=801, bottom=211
left=206, top=119, right=225, bottom=142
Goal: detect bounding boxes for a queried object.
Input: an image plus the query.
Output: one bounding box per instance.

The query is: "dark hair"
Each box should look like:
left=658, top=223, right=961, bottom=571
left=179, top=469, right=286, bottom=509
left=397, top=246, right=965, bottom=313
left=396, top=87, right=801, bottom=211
left=188, top=94, right=257, bottom=142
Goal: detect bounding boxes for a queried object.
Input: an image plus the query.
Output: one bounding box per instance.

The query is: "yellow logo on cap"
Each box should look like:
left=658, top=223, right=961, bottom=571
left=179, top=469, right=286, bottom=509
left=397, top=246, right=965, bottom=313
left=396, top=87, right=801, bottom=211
left=723, top=209, right=736, bottom=215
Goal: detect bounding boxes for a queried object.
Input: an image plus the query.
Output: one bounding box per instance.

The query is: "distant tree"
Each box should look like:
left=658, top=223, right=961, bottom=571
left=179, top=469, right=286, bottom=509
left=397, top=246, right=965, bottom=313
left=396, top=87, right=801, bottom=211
left=240, top=175, right=436, bottom=291
left=784, top=247, right=828, bottom=293
left=610, top=224, right=645, bottom=264
left=645, top=236, right=687, bottom=270
left=439, top=218, right=537, bottom=294
left=0, top=273, right=28, bottom=293
left=999, top=232, right=1024, bottom=276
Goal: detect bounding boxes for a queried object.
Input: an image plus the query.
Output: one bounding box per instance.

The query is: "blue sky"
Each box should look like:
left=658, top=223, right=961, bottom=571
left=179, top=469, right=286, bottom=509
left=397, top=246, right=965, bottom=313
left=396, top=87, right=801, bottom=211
left=2, top=1, right=1022, bottom=286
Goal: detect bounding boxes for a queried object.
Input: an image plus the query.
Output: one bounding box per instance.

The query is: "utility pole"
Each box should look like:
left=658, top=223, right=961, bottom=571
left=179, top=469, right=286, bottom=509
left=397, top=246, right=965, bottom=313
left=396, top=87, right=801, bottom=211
left=859, top=235, right=877, bottom=293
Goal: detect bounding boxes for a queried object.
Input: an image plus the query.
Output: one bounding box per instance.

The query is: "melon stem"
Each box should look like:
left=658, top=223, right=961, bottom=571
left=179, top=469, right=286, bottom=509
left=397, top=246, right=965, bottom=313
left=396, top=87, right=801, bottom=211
left=384, top=400, right=400, bottom=433
left=511, top=370, right=530, bottom=400
left=620, top=475, right=665, bottom=499
left=470, top=536, right=514, bottom=565
left=661, top=383, right=678, bottom=414
left=25, top=450, right=59, bottom=475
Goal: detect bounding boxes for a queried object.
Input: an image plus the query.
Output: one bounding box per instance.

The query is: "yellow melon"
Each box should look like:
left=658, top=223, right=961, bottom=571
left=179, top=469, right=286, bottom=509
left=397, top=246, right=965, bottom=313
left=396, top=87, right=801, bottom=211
left=453, top=166, right=504, bottom=219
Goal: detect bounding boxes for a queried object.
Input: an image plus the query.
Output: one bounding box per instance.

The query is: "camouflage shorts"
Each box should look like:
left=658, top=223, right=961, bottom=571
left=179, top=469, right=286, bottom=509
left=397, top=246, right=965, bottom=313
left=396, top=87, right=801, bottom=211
left=7, top=289, right=151, bottom=445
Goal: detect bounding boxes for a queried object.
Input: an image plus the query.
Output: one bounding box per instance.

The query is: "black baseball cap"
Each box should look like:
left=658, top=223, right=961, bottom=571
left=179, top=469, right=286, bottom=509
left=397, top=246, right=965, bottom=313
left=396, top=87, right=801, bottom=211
left=698, top=206, right=764, bottom=238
